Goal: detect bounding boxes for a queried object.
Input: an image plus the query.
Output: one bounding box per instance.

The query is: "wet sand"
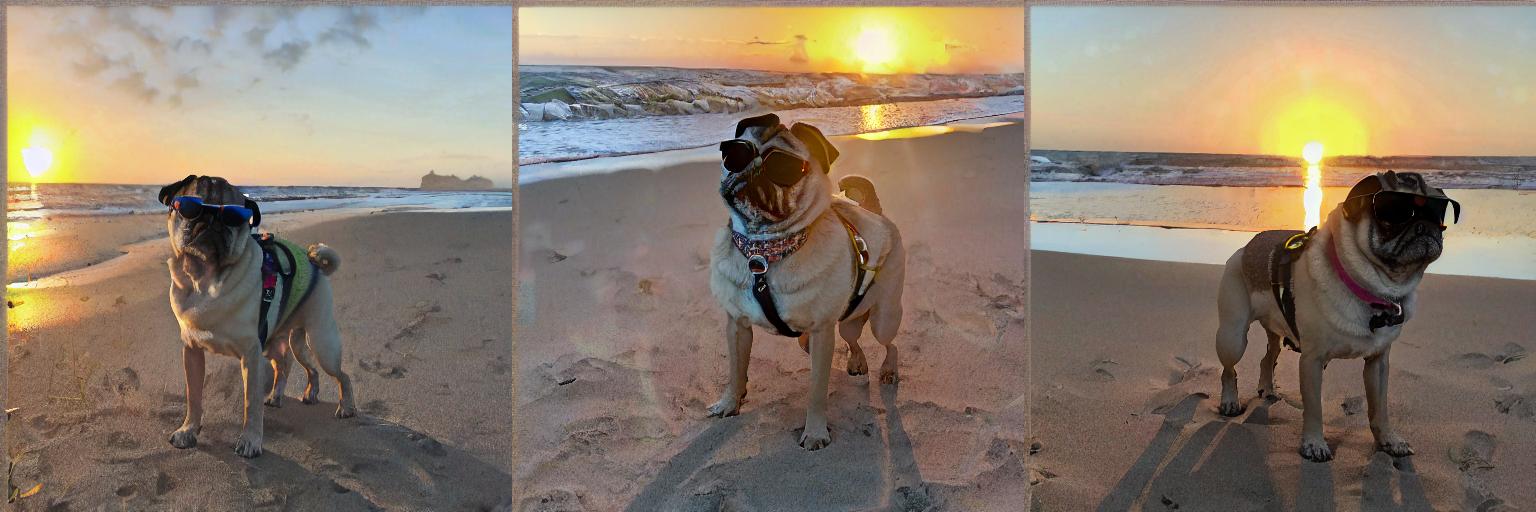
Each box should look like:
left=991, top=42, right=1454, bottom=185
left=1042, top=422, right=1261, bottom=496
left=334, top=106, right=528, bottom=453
left=5, top=211, right=512, bottom=510
left=1030, top=250, right=1536, bottom=511
left=516, top=123, right=1030, bottom=510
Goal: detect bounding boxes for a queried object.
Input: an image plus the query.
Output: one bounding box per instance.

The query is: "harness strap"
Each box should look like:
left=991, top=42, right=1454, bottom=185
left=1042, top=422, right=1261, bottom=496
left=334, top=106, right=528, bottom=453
left=835, top=210, right=879, bottom=320
left=254, top=234, right=312, bottom=348
left=1271, top=228, right=1314, bottom=349
left=749, top=256, right=801, bottom=337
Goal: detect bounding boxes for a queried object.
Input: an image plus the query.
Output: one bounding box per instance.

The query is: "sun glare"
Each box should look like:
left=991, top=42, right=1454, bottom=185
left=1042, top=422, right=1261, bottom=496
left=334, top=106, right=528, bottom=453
left=21, top=146, right=54, bottom=179
left=852, top=26, right=899, bottom=73
left=1303, top=141, right=1324, bottom=229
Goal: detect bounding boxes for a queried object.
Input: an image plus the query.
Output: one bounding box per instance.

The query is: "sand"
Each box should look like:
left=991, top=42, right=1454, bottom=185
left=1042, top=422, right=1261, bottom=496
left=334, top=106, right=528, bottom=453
left=1030, top=250, right=1536, bottom=511
left=4, top=210, right=513, bottom=510
left=515, top=123, right=1030, bottom=510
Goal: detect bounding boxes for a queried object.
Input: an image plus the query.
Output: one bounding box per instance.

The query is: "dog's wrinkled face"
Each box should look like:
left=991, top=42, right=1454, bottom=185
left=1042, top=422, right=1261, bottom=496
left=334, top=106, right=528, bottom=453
left=160, top=175, right=255, bottom=267
left=1342, top=171, right=1449, bottom=274
left=719, top=114, right=839, bottom=230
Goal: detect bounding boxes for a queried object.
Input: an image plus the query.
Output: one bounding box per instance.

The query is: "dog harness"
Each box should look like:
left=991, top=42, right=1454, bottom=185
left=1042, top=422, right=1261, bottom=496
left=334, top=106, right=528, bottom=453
left=255, top=233, right=319, bottom=348
left=1243, top=226, right=1406, bottom=351
left=731, top=209, right=880, bottom=337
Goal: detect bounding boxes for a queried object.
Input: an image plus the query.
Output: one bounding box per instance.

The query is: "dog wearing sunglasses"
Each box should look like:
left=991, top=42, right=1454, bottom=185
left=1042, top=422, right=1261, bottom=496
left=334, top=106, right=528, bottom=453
left=707, top=113, right=907, bottom=450
left=1216, top=170, right=1459, bottom=462
left=160, top=175, right=356, bottom=458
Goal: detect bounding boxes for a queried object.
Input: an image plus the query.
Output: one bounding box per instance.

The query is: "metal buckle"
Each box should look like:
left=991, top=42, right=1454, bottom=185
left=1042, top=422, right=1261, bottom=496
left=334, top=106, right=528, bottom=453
left=853, top=236, right=869, bottom=264
left=748, top=255, right=769, bottom=275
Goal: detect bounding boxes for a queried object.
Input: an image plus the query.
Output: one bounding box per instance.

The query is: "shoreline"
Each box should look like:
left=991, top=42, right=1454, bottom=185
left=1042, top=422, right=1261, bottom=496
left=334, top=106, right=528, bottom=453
left=7, top=206, right=514, bottom=287
left=518, top=110, right=1028, bottom=182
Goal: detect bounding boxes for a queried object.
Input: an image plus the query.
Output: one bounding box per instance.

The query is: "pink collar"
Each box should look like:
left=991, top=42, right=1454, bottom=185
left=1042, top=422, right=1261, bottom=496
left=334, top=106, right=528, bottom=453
left=1326, top=236, right=1403, bottom=318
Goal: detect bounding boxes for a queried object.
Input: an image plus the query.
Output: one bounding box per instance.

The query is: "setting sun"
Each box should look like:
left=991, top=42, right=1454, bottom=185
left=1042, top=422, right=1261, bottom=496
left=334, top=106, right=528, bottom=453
left=1302, top=141, right=1324, bottom=165
left=21, top=146, right=53, bottom=179
left=852, top=26, right=899, bottom=73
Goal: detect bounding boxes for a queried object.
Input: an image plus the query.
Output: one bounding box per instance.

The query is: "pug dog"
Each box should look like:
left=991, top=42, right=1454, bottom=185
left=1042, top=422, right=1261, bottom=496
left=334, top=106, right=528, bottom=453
left=1216, top=171, right=1459, bottom=462
left=161, top=175, right=356, bottom=458
left=707, top=113, right=907, bottom=450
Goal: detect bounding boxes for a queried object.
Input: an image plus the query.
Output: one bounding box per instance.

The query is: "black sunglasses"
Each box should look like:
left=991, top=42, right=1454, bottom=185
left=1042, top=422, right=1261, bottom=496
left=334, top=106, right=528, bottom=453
left=170, top=196, right=256, bottom=227
left=1344, top=190, right=1461, bottom=226
left=719, top=139, right=810, bottom=187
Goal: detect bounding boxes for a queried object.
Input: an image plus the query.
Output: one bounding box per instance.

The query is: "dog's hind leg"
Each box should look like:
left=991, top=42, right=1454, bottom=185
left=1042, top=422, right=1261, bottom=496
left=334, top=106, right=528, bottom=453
left=1257, top=330, right=1282, bottom=399
left=289, top=328, right=321, bottom=404
left=264, top=332, right=295, bottom=407
left=840, top=312, right=869, bottom=376
left=870, top=302, right=902, bottom=385
left=304, top=289, right=355, bottom=418
left=1216, top=258, right=1253, bottom=417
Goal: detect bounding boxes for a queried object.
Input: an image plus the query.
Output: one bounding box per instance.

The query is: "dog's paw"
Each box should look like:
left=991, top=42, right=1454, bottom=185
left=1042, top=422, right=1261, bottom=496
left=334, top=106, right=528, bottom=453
left=168, top=427, right=199, bottom=449
left=300, top=390, right=319, bottom=405
left=1218, top=400, right=1245, bottom=417
left=1299, top=438, right=1334, bottom=462
left=1257, top=384, right=1278, bottom=399
left=706, top=397, right=742, bottom=418
left=233, top=434, right=264, bottom=458
left=799, top=425, right=831, bottom=450
left=847, top=353, right=868, bottom=376
left=335, top=404, right=356, bottom=419
left=263, top=395, right=282, bottom=408
left=1376, top=433, right=1415, bottom=457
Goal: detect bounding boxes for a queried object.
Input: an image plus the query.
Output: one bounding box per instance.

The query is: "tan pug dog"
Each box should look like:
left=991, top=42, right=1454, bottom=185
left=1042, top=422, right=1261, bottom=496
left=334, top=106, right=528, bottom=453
left=707, top=113, right=906, bottom=450
left=161, top=175, right=356, bottom=458
left=1216, top=171, right=1459, bottom=462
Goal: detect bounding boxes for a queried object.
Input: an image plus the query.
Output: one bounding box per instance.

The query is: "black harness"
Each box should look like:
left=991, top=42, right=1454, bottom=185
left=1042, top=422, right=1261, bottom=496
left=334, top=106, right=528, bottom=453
left=738, top=210, right=879, bottom=338
left=1269, top=227, right=1315, bottom=352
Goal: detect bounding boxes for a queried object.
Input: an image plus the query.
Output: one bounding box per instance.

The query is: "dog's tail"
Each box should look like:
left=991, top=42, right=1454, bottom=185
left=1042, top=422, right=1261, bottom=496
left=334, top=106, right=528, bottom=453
left=307, top=243, right=341, bottom=276
left=837, top=175, right=883, bottom=216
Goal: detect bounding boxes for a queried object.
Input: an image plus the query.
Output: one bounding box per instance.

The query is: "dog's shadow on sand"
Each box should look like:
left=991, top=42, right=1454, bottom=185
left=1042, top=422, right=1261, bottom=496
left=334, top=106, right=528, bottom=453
left=198, top=402, right=510, bottom=510
left=625, top=381, right=926, bottom=511
left=1096, top=394, right=1432, bottom=512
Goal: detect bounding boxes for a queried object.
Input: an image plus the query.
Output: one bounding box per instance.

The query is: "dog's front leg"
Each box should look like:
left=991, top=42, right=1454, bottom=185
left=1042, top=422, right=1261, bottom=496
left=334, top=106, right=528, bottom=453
left=707, top=315, right=753, bottom=417
left=1298, top=353, right=1333, bottom=462
left=169, top=346, right=205, bottom=449
left=234, top=349, right=267, bottom=458
left=799, top=325, right=835, bottom=450
left=1364, top=350, right=1413, bottom=456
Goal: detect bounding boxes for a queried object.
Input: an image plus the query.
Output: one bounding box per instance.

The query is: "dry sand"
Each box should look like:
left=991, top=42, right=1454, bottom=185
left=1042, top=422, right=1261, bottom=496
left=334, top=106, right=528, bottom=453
left=516, top=123, right=1030, bottom=510
left=5, top=210, right=512, bottom=510
left=1030, top=250, right=1536, bottom=511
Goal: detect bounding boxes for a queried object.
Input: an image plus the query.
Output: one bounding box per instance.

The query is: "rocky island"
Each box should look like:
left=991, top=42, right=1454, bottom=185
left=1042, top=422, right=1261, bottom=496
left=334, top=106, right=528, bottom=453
left=420, top=171, right=494, bottom=190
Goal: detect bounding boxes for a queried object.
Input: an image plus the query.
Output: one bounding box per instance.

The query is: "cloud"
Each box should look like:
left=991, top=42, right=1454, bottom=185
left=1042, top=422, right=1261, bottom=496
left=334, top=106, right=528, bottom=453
left=263, top=41, right=311, bottom=71
left=317, top=7, right=380, bottom=49
left=112, top=69, right=160, bottom=103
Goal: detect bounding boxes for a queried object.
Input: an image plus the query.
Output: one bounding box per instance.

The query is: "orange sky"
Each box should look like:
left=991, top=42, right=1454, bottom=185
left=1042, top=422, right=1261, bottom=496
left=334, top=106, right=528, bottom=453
left=519, top=7, right=1026, bottom=75
left=1033, top=6, right=1536, bottom=157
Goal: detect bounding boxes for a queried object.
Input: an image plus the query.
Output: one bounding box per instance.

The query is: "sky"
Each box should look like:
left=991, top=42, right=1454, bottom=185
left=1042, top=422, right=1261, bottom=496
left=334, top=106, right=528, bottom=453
left=1032, top=6, right=1536, bottom=157
left=519, top=7, right=1026, bottom=75
left=7, top=6, right=513, bottom=187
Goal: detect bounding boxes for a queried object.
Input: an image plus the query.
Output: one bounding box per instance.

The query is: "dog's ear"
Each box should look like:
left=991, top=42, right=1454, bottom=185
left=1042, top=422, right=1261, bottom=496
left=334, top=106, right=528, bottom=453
left=245, top=196, right=262, bottom=228
left=790, top=122, right=839, bottom=172
left=158, top=174, right=198, bottom=206
left=734, top=113, right=780, bottom=138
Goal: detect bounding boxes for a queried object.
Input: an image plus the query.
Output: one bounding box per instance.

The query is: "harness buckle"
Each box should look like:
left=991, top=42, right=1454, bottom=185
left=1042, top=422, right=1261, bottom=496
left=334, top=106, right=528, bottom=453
left=748, top=255, right=769, bottom=275
left=852, top=236, right=869, bottom=264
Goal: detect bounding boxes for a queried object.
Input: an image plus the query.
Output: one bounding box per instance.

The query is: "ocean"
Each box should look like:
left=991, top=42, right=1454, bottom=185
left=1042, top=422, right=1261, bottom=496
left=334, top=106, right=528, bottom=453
left=7, top=183, right=513, bottom=221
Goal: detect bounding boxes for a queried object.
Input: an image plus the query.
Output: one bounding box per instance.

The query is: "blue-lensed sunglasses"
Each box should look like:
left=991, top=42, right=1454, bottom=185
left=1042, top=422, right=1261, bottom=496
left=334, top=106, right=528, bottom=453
left=170, top=196, right=256, bottom=227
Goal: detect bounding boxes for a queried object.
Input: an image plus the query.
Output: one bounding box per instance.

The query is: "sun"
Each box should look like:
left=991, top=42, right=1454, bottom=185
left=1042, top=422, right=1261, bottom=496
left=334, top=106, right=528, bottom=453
left=852, top=26, right=898, bottom=73
left=1302, top=141, right=1324, bottom=165
left=21, top=146, right=54, bottom=179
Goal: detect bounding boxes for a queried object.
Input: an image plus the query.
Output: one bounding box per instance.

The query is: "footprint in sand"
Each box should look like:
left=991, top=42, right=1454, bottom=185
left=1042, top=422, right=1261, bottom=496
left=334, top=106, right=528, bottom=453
left=1494, top=392, right=1535, bottom=420
left=1450, top=430, right=1497, bottom=471
left=1495, top=343, right=1527, bottom=364
left=359, top=357, right=408, bottom=379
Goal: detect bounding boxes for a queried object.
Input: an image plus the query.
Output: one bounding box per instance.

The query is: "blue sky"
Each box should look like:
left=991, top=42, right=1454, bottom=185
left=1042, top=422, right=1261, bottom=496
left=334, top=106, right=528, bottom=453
left=8, top=6, right=513, bottom=187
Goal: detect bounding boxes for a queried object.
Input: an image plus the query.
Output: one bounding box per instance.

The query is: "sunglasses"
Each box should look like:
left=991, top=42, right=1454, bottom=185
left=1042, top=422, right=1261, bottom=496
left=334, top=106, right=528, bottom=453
left=719, top=139, right=810, bottom=187
left=1344, top=190, right=1461, bottom=226
left=170, top=196, right=256, bottom=227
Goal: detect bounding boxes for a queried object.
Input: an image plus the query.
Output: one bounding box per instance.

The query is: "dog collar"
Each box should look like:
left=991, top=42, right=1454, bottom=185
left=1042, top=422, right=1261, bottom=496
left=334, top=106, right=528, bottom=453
left=1326, top=236, right=1405, bottom=330
left=731, top=229, right=808, bottom=273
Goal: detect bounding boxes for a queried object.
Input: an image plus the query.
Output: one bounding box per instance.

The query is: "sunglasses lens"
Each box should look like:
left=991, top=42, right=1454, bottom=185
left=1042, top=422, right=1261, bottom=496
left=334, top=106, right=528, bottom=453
left=174, top=197, right=203, bottom=219
left=217, top=207, right=247, bottom=226
left=761, top=152, right=807, bottom=186
left=720, top=141, right=755, bottom=173
left=1373, top=192, right=1416, bottom=223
